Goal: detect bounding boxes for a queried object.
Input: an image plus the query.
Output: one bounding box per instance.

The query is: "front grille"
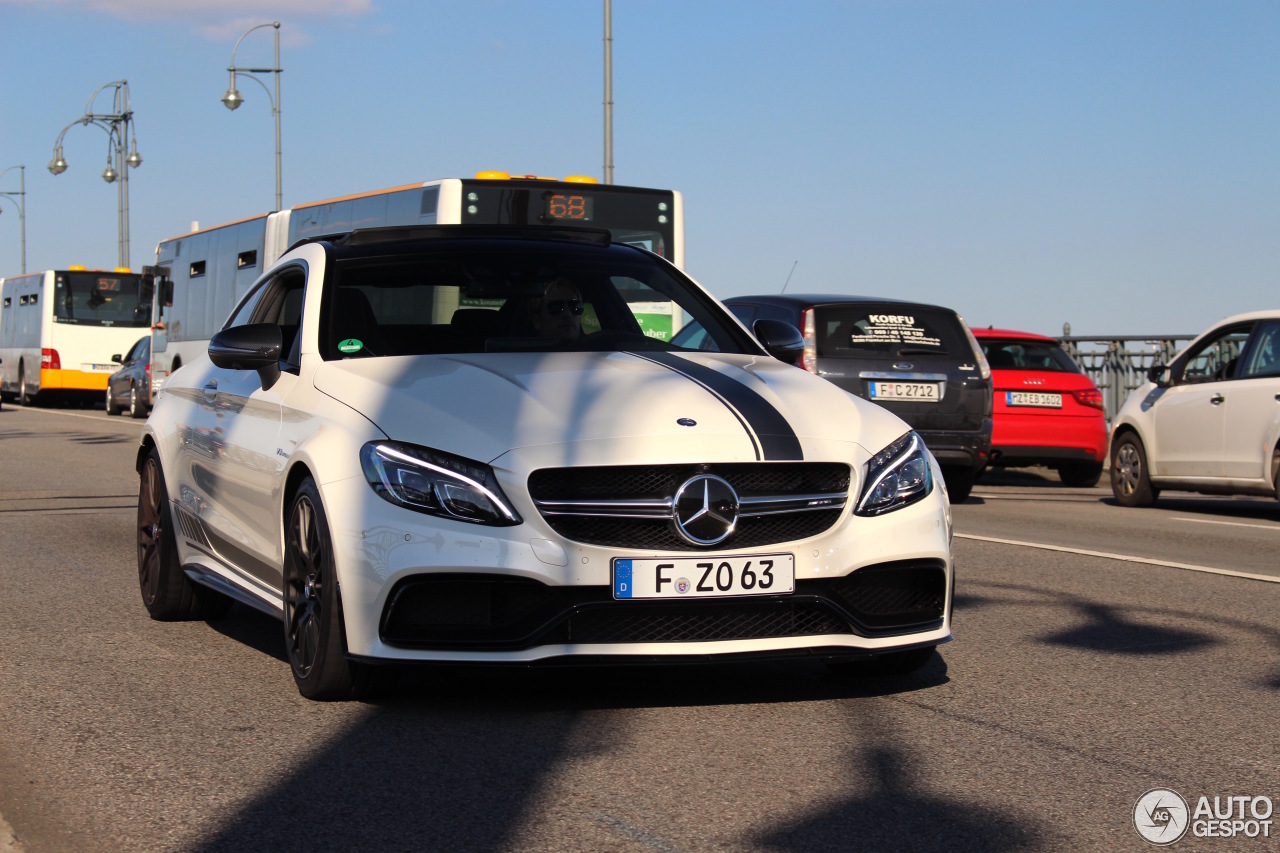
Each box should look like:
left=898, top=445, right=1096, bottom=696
left=379, top=560, right=946, bottom=650
left=529, top=462, right=850, bottom=500
left=568, top=600, right=848, bottom=643
left=546, top=511, right=845, bottom=552
left=528, top=462, right=851, bottom=550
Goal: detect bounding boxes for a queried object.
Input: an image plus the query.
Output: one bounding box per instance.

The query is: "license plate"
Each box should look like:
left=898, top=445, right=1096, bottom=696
left=870, top=381, right=939, bottom=401
left=613, top=554, right=795, bottom=599
left=88, top=363, right=119, bottom=373
left=1006, top=391, right=1062, bottom=408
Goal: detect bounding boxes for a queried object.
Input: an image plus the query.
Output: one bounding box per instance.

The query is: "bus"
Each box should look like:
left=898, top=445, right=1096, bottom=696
left=0, top=267, right=153, bottom=405
left=148, top=172, right=684, bottom=400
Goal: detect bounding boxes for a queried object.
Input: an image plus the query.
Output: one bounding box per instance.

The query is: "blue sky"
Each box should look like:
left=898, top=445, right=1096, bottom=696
left=0, top=0, right=1275, bottom=337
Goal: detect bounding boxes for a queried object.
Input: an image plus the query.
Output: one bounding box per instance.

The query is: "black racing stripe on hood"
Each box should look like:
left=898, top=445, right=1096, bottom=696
left=631, top=351, right=804, bottom=461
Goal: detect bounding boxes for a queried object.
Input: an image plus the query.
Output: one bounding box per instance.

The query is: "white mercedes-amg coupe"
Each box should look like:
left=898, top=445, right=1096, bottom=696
left=136, top=226, right=954, bottom=699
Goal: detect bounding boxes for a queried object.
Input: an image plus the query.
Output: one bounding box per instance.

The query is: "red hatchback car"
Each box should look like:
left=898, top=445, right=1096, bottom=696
left=972, top=328, right=1108, bottom=487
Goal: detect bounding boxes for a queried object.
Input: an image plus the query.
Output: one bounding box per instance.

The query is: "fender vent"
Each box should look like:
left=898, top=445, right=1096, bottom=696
left=175, top=505, right=211, bottom=550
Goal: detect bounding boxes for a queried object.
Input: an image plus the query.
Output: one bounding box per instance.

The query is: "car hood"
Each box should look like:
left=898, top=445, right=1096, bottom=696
left=312, top=350, right=907, bottom=466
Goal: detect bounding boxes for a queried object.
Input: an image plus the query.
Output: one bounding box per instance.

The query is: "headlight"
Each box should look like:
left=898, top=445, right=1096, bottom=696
left=360, top=441, right=522, bottom=526
left=855, top=431, right=933, bottom=516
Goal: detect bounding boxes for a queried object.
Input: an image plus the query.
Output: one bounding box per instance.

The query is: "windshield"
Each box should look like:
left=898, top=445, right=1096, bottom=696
left=53, top=271, right=151, bottom=327
left=979, top=338, right=1081, bottom=373
left=321, top=240, right=754, bottom=360
left=814, top=305, right=968, bottom=360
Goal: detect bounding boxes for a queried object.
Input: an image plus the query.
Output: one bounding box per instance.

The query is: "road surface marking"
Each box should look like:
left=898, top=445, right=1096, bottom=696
left=955, top=533, right=1280, bottom=584
left=1170, top=516, right=1280, bottom=532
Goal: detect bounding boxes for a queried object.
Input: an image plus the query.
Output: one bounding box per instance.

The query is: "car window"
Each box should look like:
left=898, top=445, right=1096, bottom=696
left=814, top=306, right=967, bottom=359
left=248, top=267, right=307, bottom=367
left=225, top=280, right=269, bottom=329
left=320, top=242, right=755, bottom=360
left=979, top=339, right=1081, bottom=373
left=1239, top=320, right=1280, bottom=379
left=728, top=304, right=757, bottom=326
left=126, top=337, right=148, bottom=363
left=1178, top=325, right=1251, bottom=384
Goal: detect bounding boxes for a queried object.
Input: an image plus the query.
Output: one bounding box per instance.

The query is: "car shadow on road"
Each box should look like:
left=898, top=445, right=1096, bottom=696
left=205, top=603, right=953, bottom=709
left=1096, top=493, right=1280, bottom=522
left=755, top=746, right=1043, bottom=852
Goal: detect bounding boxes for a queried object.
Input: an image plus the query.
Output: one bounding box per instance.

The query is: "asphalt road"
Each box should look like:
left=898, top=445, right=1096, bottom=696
left=1, top=404, right=1277, bottom=852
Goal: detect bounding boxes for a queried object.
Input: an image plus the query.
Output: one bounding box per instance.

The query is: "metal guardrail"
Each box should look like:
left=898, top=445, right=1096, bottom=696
left=1057, top=327, right=1195, bottom=423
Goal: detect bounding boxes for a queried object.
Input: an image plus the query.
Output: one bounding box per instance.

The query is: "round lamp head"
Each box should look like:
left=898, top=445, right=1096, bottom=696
left=102, top=163, right=118, bottom=183
left=126, top=147, right=143, bottom=169
left=48, top=156, right=68, bottom=176
left=221, top=88, right=244, bottom=111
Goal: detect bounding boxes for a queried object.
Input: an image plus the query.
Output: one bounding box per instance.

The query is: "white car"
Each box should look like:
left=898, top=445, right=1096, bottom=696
left=136, top=227, right=954, bottom=700
left=1111, top=309, right=1280, bottom=506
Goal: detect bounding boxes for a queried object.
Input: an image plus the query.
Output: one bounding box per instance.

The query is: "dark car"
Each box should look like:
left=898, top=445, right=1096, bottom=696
left=717, top=295, right=993, bottom=501
left=106, top=335, right=151, bottom=418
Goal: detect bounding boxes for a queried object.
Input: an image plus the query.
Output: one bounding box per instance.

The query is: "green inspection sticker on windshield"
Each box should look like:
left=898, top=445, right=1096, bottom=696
left=338, top=338, right=364, bottom=354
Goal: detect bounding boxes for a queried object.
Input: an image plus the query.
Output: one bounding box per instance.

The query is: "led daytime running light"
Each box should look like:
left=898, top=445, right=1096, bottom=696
left=856, top=432, right=933, bottom=516
left=362, top=441, right=521, bottom=525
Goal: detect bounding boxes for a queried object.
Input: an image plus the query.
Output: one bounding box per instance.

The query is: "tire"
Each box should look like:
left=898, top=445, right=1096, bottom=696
left=283, top=477, right=372, bottom=701
left=137, top=445, right=231, bottom=620
left=1059, top=461, right=1103, bottom=488
left=128, top=384, right=147, bottom=419
left=1111, top=432, right=1159, bottom=507
left=941, top=467, right=975, bottom=503
left=105, top=384, right=118, bottom=415
left=828, top=646, right=938, bottom=677
left=18, top=365, right=33, bottom=407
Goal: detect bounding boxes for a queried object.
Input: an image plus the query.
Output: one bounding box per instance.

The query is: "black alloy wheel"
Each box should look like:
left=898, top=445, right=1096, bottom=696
left=1111, top=433, right=1158, bottom=507
left=283, top=477, right=372, bottom=700
left=137, top=446, right=229, bottom=620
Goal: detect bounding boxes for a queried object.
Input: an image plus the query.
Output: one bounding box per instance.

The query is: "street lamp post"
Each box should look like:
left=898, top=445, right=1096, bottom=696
left=0, top=165, right=25, bottom=273
left=222, top=21, right=283, bottom=211
left=48, top=80, right=142, bottom=269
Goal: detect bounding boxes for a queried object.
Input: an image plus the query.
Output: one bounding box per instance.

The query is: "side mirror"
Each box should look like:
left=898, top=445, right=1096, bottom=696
left=1147, top=363, right=1170, bottom=387
left=753, top=318, right=805, bottom=365
left=142, top=264, right=173, bottom=307
left=111, top=354, right=123, bottom=364
left=209, top=323, right=282, bottom=389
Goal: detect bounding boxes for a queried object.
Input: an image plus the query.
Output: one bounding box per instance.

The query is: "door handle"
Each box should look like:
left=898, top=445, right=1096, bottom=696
left=1209, top=393, right=1225, bottom=405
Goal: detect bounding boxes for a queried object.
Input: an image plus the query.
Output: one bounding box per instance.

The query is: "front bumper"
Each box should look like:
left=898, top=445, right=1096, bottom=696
left=323, top=457, right=955, bottom=663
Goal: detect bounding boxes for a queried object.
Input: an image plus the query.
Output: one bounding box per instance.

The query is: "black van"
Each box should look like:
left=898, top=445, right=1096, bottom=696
left=721, top=294, right=993, bottom=501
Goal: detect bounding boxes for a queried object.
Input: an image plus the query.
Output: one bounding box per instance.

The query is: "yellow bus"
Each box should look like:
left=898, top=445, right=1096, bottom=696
left=0, top=267, right=152, bottom=405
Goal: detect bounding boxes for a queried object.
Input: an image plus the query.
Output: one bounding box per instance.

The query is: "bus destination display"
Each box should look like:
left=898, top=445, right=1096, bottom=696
left=542, top=192, right=593, bottom=223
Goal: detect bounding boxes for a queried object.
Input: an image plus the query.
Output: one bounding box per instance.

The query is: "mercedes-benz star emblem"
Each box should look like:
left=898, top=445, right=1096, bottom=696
left=672, top=474, right=740, bottom=546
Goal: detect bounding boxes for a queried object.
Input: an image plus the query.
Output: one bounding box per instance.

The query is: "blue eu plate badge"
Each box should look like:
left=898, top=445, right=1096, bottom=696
left=614, top=559, right=633, bottom=599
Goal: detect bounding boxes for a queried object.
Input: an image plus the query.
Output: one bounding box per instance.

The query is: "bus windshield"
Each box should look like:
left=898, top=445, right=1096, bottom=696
left=54, top=271, right=150, bottom=328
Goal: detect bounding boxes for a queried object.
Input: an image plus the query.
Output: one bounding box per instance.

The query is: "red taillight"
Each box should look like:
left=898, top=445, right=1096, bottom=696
left=144, top=363, right=151, bottom=376
left=1072, top=388, right=1104, bottom=410
left=41, top=348, right=61, bottom=370
left=801, top=307, right=817, bottom=374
